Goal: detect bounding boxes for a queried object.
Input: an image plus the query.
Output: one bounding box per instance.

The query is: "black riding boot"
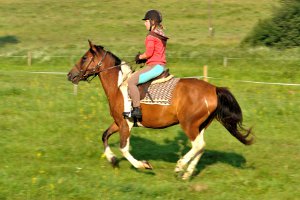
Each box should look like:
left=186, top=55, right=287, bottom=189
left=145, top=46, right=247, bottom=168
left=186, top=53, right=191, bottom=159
left=131, top=107, right=142, bottom=119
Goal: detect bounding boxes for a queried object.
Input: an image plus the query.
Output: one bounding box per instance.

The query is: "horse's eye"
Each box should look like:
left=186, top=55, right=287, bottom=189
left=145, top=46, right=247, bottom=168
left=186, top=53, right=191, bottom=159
left=82, top=56, right=87, bottom=62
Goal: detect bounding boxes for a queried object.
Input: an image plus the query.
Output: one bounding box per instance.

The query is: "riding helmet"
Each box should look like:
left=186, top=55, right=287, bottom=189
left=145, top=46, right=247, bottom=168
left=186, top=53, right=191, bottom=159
left=142, top=10, right=162, bottom=24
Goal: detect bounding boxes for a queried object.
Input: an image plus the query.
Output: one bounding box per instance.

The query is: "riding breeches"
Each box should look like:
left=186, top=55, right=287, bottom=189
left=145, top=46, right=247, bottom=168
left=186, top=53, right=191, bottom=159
left=128, top=64, right=165, bottom=107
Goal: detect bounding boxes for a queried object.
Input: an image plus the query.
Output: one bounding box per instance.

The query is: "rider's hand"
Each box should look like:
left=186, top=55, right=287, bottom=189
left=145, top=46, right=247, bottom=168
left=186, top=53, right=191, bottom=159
left=135, top=53, right=147, bottom=64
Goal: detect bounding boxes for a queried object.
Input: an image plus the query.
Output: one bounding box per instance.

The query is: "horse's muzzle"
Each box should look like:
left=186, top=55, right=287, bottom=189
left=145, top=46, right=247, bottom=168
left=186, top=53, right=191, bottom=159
left=67, top=72, right=73, bottom=81
left=67, top=72, right=79, bottom=84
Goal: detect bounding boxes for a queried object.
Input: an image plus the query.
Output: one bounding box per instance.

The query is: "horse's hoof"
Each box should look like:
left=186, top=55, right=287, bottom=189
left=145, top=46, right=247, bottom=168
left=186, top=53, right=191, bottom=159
left=111, top=157, right=119, bottom=168
left=174, top=166, right=183, bottom=173
left=174, top=171, right=184, bottom=179
left=174, top=170, right=192, bottom=180
left=141, top=160, right=153, bottom=170
left=181, top=172, right=192, bottom=180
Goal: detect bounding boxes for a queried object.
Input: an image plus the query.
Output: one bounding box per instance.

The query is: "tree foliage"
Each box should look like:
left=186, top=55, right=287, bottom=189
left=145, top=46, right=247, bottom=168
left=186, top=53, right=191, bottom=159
left=242, top=0, right=300, bottom=49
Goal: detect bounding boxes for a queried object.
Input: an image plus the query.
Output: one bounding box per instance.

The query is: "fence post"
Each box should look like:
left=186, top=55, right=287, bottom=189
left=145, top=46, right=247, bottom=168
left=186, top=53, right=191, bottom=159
left=203, top=65, right=208, bottom=82
left=27, top=51, right=32, bottom=66
left=73, top=84, right=78, bottom=95
left=223, top=57, right=227, bottom=67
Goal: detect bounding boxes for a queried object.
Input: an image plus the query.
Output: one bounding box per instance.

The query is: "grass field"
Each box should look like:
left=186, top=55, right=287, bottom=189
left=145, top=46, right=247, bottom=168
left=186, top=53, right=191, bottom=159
left=1, top=0, right=300, bottom=200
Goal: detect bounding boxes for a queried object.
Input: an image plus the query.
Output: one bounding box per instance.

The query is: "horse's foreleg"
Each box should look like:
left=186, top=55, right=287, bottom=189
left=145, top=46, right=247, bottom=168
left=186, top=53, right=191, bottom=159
left=175, top=129, right=206, bottom=179
left=102, top=122, right=119, bottom=165
left=119, top=120, right=153, bottom=169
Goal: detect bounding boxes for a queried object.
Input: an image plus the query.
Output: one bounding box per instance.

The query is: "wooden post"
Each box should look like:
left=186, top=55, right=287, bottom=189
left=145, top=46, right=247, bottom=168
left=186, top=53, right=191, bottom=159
left=27, top=51, right=32, bottom=66
left=203, top=65, right=208, bottom=82
left=208, top=0, right=214, bottom=37
left=223, top=57, right=228, bottom=67
left=73, top=84, right=78, bottom=95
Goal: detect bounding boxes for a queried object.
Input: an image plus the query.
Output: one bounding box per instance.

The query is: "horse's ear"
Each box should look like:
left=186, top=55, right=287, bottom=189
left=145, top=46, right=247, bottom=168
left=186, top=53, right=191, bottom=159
left=88, top=40, right=93, bottom=48
left=88, top=40, right=98, bottom=54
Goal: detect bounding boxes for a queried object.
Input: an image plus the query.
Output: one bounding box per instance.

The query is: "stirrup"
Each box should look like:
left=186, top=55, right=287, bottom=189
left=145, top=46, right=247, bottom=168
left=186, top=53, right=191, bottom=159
left=131, top=107, right=142, bottom=119
left=122, top=112, right=131, bottom=119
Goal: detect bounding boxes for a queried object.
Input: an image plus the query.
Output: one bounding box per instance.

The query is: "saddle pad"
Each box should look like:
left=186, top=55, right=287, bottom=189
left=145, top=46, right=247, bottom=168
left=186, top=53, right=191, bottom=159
left=141, top=77, right=180, bottom=105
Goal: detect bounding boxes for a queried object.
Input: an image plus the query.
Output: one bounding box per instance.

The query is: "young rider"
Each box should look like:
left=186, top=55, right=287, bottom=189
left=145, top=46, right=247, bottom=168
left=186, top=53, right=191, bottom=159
left=128, top=9, right=169, bottom=119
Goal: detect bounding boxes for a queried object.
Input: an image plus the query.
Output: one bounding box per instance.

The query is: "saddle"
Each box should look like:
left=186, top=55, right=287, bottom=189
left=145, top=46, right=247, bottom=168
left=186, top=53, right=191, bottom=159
left=138, top=69, right=170, bottom=99
left=119, top=65, right=177, bottom=119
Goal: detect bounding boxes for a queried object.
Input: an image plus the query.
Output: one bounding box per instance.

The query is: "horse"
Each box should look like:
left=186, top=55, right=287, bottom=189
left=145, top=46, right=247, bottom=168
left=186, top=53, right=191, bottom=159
left=67, top=40, right=254, bottom=180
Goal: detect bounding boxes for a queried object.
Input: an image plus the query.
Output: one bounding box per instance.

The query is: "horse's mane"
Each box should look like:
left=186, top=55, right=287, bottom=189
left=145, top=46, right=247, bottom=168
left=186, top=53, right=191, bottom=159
left=92, top=45, right=121, bottom=66
left=108, top=51, right=121, bottom=66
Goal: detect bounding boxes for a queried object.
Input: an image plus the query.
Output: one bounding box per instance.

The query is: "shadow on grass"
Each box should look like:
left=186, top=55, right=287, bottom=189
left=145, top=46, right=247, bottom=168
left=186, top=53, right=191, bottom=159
left=194, top=150, right=247, bottom=176
left=0, top=35, right=20, bottom=47
left=130, top=131, right=247, bottom=174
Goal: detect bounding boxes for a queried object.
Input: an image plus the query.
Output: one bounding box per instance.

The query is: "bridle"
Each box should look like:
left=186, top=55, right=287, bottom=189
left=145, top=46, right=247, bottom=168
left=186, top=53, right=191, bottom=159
left=76, top=50, right=107, bottom=81
left=76, top=48, right=137, bottom=82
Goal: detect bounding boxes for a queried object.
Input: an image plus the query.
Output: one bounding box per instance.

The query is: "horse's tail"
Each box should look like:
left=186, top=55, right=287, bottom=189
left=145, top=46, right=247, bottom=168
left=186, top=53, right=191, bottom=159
left=215, top=87, right=254, bottom=145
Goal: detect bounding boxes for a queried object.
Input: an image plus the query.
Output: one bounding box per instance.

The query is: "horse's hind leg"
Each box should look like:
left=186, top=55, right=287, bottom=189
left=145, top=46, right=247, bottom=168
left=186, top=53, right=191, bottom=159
left=175, top=128, right=206, bottom=180
left=182, top=129, right=206, bottom=179
left=102, top=122, right=119, bottom=166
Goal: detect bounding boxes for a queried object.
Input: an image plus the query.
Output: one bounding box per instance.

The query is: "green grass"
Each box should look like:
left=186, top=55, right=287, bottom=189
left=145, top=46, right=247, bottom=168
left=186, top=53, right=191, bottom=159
left=0, top=0, right=277, bottom=55
left=1, top=59, right=299, bottom=200
left=1, top=0, right=300, bottom=199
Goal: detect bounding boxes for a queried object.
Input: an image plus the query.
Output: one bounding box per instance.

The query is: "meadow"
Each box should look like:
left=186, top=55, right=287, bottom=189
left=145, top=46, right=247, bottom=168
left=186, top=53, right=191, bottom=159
left=0, top=0, right=300, bottom=199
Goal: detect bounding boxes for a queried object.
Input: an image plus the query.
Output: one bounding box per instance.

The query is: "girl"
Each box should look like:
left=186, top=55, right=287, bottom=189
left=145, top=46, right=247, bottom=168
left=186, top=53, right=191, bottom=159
left=128, top=9, right=169, bottom=119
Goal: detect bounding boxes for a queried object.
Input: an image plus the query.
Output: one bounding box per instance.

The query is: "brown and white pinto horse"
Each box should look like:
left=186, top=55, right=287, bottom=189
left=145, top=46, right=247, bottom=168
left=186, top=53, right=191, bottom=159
left=67, top=41, right=254, bottom=179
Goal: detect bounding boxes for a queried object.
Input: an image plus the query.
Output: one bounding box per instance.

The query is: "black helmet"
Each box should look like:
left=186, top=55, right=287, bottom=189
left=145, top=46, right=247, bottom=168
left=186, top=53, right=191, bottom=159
left=142, top=10, right=162, bottom=24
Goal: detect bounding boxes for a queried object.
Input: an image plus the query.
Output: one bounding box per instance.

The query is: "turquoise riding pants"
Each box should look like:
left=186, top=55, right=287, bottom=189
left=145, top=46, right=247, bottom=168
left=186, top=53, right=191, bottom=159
left=128, top=64, right=165, bottom=107
left=138, top=64, right=165, bottom=84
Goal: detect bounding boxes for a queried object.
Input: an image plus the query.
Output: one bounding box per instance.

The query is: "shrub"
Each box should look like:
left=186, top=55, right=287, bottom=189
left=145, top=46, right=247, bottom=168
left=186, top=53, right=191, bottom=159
left=242, top=0, right=300, bottom=49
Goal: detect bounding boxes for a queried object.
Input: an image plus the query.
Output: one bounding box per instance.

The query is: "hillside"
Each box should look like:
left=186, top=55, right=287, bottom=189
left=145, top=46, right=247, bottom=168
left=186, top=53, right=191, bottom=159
left=0, top=0, right=277, bottom=57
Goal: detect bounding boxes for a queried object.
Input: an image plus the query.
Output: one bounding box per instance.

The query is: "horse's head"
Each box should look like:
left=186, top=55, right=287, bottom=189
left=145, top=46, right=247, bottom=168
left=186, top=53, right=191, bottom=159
left=67, top=40, right=108, bottom=84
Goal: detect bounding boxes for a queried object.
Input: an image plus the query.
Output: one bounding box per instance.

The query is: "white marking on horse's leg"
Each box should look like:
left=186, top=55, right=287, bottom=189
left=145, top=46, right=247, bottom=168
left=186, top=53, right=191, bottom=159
left=182, top=153, right=203, bottom=180
left=175, top=149, right=196, bottom=172
left=126, top=119, right=134, bottom=131
left=175, top=129, right=206, bottom=173
left=204, top=98, right=210, bottom=115
left=120, top=138, right=144, bottom=168
left=120, top=120, right=149, bottom=169
left=182, top=130, right=206, bottom=179
left=121, top=120, right=143, bottom=168
left=104, top=146, right=117, bottom=162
